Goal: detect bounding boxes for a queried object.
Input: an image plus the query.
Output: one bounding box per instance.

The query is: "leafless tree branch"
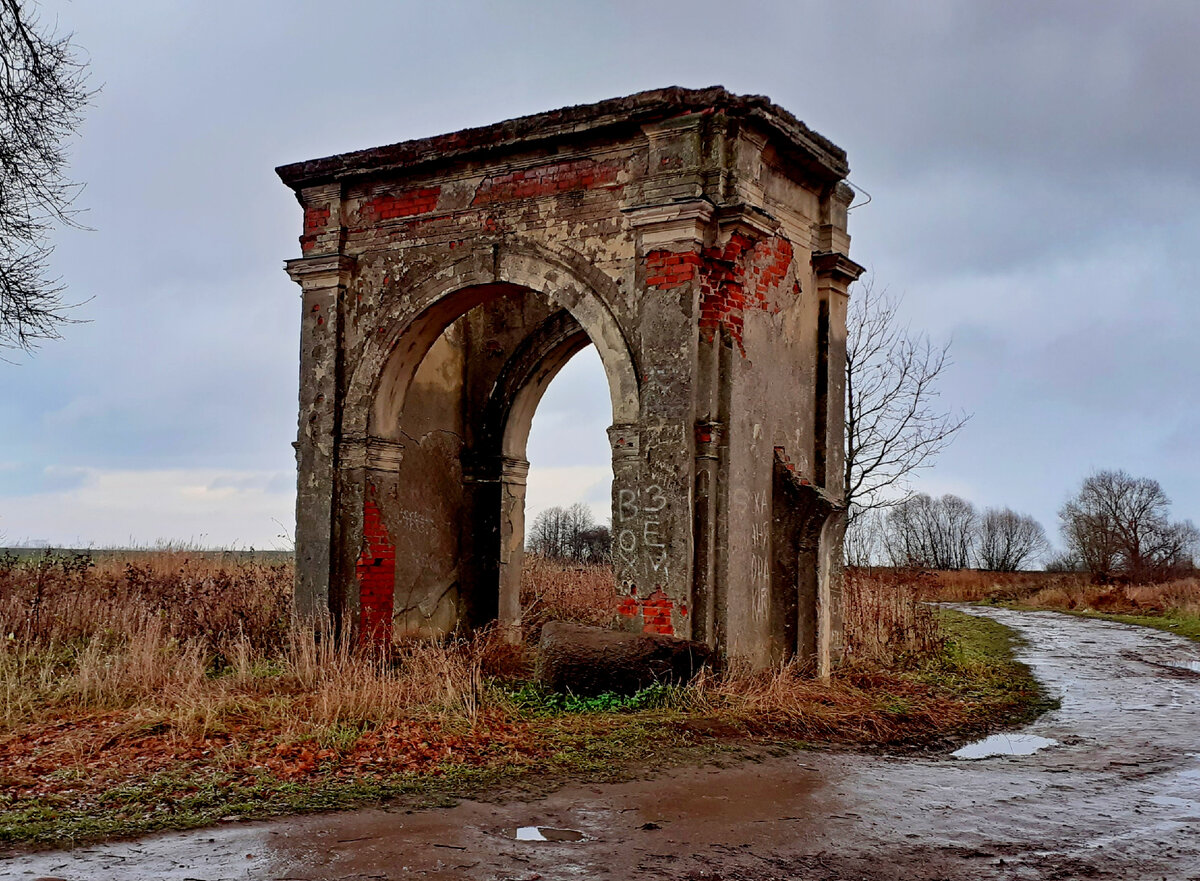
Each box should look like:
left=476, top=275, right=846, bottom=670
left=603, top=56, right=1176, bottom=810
left=844, top=274, right=970, bottom=524
left=0, top=0, right=93, bottom=353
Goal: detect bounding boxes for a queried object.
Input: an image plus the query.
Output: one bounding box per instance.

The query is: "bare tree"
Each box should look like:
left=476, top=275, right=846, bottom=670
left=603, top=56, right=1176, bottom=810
left=1, top=0, right=92, bottom=352
left=882, top=492, right=977, bottom=570
left=1060, top=470, right=1199, bottom=582
left=977, top=507, right=1050, bottom=571
left=844, top=507, right=887, bottom=567
left=527, top=503, right=609, bottom=562
left=845, top=276, right=969, bottom=524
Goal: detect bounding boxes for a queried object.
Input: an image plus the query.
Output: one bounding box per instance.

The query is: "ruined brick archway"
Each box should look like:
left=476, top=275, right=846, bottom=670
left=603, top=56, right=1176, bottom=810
left=278, top=87, right=863, bottom=672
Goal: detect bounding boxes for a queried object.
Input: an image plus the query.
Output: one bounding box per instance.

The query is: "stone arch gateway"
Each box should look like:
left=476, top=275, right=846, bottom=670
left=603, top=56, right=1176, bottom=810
left=277, top=87, right=863, bottom=673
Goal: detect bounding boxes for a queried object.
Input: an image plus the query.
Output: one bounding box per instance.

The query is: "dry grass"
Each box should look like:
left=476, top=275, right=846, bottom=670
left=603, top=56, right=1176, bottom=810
left=0, top=550, right=1047, bottom=847
left=0, top=552, right=999, bottom=741
left=518, top=554, right=618, bottom=640
left=0, top=550, right=494, bottom=738
left=913, top=565, right=1200, bottom=621
left=1023, top=576, right=1200, bottom=617
left=843, top=567, right=942, bottom=665
left=918, top=568, right=1087, bottom=603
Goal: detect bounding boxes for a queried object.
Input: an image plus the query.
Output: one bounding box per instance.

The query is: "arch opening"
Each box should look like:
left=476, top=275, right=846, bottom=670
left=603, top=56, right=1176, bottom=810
left=357, top=280, right=632, bottom=641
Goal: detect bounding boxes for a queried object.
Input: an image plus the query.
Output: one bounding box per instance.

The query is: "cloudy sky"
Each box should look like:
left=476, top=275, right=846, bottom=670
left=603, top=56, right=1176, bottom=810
left=2, top=0, right=1196, bottom=550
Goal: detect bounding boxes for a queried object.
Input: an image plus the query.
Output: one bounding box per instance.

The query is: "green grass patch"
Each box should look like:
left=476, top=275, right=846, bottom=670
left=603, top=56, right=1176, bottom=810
left=504, top=681, right=683, bottom=715
left=923, top=608, right=1058, bottom=728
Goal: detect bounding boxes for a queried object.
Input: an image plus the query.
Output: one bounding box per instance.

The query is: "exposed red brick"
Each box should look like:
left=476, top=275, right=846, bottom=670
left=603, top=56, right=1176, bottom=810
left=643, top=589, right=677, bottom=636
left=356, top=489, right=395, bottom=643
left=300, top=206, right=333, bottom=254
left=357, top=186, right=441, bottom=223
left=472, top=157, right=621, bottom=206
left=696, top=233, right=796, bottom=355
left=644, top=249, right=702, bottom=290
left=304, top=205, right=331, bottom=231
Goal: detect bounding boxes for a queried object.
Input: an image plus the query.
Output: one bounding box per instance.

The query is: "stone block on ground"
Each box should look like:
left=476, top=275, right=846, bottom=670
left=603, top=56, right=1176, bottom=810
left=536, top=621, right=713, bottom=696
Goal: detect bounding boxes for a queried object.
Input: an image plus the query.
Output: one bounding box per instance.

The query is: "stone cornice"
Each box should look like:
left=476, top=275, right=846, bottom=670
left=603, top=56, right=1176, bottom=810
left=812, top=251, right=866, bottom=286
left=276, top=86, right=849, bottom=190
left=284, top=254, right=355, bottom=286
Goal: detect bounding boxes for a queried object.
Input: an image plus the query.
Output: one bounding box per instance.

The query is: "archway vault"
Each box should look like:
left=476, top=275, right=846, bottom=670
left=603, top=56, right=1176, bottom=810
left=279, top=86, right=864, bottom=673
left=345, top=241, right=640, bottom=446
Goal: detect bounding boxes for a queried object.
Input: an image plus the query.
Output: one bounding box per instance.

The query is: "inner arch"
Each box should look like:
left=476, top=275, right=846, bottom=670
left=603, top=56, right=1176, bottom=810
left=361, top=280, right=633, bottom=639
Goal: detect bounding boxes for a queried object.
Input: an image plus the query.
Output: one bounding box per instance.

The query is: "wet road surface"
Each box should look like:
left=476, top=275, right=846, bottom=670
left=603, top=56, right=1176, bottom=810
left=5, top=607, right=1200, bottom=880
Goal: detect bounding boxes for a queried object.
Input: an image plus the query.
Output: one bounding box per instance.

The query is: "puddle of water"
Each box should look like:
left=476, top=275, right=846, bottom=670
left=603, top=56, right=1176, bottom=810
left=1166, top=659, right=1200, bottom=674
left=952, top=733, right=1059, bottom=760
left=515, top=826, right=587, bottom=842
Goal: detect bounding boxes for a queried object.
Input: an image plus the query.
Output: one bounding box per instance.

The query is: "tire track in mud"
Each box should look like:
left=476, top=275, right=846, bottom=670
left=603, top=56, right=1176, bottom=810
left=4, top=607, right=1200, bottom=880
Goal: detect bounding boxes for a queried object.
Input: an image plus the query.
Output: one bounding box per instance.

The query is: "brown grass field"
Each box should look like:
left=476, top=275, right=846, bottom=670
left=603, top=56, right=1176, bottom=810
left=922, top=566, right=1200, bottom=616
left=0, top=550, right=1051, bottom=846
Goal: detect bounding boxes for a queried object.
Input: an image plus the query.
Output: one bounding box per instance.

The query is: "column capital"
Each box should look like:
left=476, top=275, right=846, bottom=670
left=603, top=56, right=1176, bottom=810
left=285, top=254, right=356, bottom=289
left=623, top=199, right=714, bottom=250
left=714, top=202, right=780, bottom=242
left=339, top=435, right=404, bottom=472
left=608, top=423, right=641, bottom=459
left=812, top=251, right=865, bottom=290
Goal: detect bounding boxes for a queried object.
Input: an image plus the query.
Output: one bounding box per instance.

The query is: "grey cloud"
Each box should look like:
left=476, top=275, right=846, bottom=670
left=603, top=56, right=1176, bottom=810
left=2, top=0, right=1195, bottom=546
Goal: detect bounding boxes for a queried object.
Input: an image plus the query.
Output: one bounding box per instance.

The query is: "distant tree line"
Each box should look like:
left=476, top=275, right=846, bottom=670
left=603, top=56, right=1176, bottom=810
left=847, top=469, right=1198, bottom=581
left=526, top=503, right=610, bottom=563
left=847, top=494, right=1050, bottom=571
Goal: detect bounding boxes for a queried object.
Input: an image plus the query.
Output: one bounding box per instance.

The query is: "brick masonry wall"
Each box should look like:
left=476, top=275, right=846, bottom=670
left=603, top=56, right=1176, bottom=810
left=300, top=206, right=331, bottom=253
left=358, top=187, right=442, bottom=223
left=471, top=157, right=623, bottom=206
left=356, top=490, right=396, bottom=643
left=617, top=586, right=687, bottom=636
left=646, top=233, right=797, bottom=355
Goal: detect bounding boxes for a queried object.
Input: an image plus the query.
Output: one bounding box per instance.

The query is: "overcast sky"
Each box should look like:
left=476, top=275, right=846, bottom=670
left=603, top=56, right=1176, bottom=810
left=2, top=0, right=1197, bottom=551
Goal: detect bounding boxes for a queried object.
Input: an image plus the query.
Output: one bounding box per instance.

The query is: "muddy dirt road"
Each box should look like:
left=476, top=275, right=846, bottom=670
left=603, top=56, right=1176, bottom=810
left=6, top=607, right=1200, bottom=880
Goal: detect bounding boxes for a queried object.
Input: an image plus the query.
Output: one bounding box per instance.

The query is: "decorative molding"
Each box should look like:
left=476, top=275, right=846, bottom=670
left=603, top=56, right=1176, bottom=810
left=608, top=423, right=640, bottom=458
left=812, top=250, right=866, bottom=286
left=714, top=202, right=780, bottom=241
left=339, top=435, right=405, bottom=471
left=624, top=199, right=713, bottom=248
left=285, top=254, right=355, bottom=287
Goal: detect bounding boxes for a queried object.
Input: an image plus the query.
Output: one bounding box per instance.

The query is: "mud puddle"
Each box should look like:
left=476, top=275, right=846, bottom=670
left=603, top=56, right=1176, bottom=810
left=4, top=607, right=1200, bottom=880
left=951, top=732, right=1058, bottom=759
left=514, top=826, right=587, bottom=842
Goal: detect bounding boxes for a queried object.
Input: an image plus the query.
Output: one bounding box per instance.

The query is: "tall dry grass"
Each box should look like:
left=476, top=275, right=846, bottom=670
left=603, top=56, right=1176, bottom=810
left=842, top=567, right=942, bottom=665
left=0, top=550, right=964, bottom=748
left=914, top=566, right=1200, bottom=620
left=1023, top=576, right=1200, bottom=616
left=0, top=550, right=493, bottom=738
left=518, top=554, right=618, bottom=640
left=922, top=568, right=1086, bottom=603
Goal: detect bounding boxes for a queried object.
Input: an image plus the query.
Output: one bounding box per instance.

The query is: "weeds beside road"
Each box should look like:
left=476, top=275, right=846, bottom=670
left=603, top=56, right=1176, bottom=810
left=0, top=552, right=1047, bottom=848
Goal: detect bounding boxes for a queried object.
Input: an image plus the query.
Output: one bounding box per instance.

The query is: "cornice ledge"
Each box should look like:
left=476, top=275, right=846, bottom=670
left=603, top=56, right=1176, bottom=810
left=812, top=250, right=866, bottom=285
